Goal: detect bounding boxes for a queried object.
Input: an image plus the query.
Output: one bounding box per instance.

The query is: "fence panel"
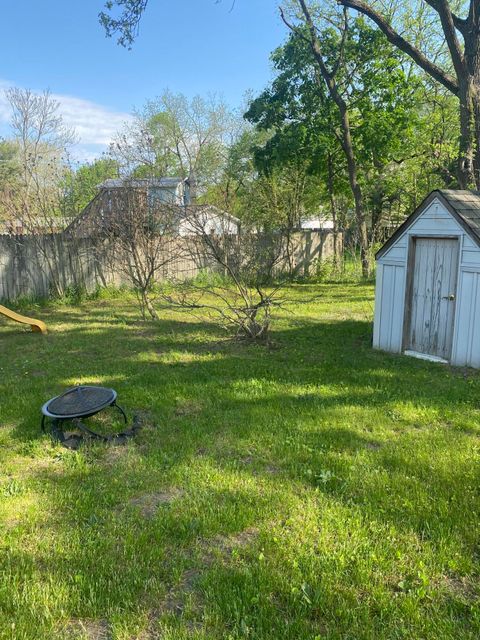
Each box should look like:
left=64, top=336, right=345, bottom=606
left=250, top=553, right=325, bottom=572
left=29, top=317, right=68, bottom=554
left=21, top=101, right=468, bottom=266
left=0, top=230, right=341, bottom=301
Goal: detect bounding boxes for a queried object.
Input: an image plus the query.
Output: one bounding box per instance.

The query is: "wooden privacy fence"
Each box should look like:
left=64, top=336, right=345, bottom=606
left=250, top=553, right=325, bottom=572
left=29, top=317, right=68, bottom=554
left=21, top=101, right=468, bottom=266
left=0, top=230, right=342, bottom=301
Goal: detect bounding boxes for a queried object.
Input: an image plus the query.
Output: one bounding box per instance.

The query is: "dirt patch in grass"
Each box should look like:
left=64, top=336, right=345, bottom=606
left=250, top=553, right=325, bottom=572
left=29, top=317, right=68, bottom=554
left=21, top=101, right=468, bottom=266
left=102, top=445, right=130, bottom=465
left=201, top=526, right=259, bottom=564
left=238, top=455, right=280, bottom=476
left=264, top=464, right=280, bottom=475
left=20, top=456, right=65, bottom=479
left=160, top=568, right=200, bottom=615
left=365, top=440, right=382, bottom=450
left=449, top=366, right=480, bottom=380
left=174, top=400, right=203, bottom=417
left=440, top=574, right=478, bottom=602
left=63, top=619, right=111, bottom=639
left=129, top=488, right=184, bottom=517
left=101, top=411, right=155, bottom=463
left=135, top=328, right=157, bottom=339
left=133, top=410, right=156, bottom=427
left=142, top=526, right=259, bottom=633
left=139, top=568, right=202, bottom=638
left=30, top=369, right=47, bottom=377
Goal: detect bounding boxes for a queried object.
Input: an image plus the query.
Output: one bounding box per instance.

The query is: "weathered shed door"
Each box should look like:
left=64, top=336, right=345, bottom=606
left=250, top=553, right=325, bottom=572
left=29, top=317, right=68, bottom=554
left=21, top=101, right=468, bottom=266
left=406, top=237, right=459, bottom=360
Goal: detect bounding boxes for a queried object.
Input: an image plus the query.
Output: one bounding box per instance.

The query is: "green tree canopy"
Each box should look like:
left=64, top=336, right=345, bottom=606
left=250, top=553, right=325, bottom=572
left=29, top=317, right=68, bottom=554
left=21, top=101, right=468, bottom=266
left=246, top=16, right=426, bottom=234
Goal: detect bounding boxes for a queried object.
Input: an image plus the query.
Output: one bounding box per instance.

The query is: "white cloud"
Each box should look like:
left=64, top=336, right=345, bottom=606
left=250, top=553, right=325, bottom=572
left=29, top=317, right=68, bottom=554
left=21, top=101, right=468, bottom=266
left=56, top=94, right=132, bottom=146
left=70, top=144, right=110, bottom=164
left=0, top=80, right=11, bottom=123
left=0, top=79, right=133, bottom=161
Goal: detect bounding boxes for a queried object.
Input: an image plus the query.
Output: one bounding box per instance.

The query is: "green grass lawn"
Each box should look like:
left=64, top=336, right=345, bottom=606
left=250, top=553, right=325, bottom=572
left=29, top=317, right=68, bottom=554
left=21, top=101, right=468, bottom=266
left=1, top=283, right=479, bottom=639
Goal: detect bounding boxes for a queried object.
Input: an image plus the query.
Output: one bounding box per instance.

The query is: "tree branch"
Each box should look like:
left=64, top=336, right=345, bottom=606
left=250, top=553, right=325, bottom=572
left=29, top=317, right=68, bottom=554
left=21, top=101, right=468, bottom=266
left=336, top=0, right=459, bottom=95
left=424, top=0, right=465, bottom=75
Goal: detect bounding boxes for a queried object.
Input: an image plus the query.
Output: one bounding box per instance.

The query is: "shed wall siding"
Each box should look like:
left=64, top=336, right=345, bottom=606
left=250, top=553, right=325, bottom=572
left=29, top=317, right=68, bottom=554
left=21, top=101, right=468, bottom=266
left=452, top=270, right=480, bottom=366
left=373, top=262, right=406, bottom=353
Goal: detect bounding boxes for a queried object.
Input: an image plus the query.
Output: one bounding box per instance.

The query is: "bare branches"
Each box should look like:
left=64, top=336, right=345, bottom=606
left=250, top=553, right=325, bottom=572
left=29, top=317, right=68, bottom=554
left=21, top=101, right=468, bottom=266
left=1, top=88, right=77, bottom=295
left=423, top=1, right=464, bottom=75
left=110, top=91, right=235, bottom=194
left=90, top=184, right=185, bottom=319
left=161, top=213, right=291, bottom=342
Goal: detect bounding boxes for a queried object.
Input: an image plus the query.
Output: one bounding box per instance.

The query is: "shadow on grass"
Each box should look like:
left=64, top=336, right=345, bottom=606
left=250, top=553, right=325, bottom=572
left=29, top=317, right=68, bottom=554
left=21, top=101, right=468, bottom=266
left=2, top=311, right=480, bottom=637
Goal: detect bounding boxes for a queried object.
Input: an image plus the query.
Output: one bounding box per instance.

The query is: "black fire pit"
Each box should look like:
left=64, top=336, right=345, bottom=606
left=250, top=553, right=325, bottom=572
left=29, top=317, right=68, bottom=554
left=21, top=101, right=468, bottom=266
left=41, top=385, right=128, bottom=443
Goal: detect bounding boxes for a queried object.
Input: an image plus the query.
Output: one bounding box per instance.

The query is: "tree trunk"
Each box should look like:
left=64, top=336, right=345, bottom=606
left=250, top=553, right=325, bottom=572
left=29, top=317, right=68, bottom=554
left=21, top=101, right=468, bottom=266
left=290, top=0, right=370, bottom=277
left=326, top=152, right=339, bottom=271
left=464, top=9, right=480, bottom=189
left=458, top=76, right=476, bottom=188
left=141, top=290, right=158, bottom=320
left=337, top=101, right=369, bottom=277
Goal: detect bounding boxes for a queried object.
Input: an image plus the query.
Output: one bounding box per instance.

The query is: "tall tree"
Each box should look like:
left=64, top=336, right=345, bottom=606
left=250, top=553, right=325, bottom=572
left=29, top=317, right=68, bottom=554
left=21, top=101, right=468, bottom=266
left=283, top=1, right=372, bottom=275
left=2, top=88, right=76, bottom=295
left=3, top=88, right=75, bottom=226
left=250, top=6, right=426, bottom=248
left=110, top=90, right=235, bottom=194
left=336, top=0, right=480, bottom=189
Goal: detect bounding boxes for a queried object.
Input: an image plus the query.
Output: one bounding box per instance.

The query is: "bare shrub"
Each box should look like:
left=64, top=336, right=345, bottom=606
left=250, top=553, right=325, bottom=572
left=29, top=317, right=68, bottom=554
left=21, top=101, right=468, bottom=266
left=86, top=182, right=185, bottom=319
left=161, top=209, right=290, bottom=342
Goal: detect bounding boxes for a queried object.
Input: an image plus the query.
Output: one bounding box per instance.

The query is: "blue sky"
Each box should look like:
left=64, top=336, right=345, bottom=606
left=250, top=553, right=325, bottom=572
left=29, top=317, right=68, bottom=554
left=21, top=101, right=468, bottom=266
left=0, top=0, right=287, bottom=161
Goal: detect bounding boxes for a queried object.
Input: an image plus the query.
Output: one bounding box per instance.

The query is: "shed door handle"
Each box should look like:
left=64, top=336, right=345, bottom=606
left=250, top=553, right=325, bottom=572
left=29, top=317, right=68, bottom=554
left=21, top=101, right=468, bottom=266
left=442, top=294, right=455, bottom=301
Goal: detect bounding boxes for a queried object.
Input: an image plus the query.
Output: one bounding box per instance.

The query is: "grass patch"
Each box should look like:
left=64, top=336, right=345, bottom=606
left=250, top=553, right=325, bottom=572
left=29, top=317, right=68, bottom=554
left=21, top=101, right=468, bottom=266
left=0, top=284, right=479, bottom=639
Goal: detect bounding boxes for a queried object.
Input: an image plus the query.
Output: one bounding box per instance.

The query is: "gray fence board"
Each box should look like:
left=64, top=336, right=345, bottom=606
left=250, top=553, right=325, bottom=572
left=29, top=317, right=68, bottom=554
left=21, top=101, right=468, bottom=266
left=0, top=230, right=341, bottom=301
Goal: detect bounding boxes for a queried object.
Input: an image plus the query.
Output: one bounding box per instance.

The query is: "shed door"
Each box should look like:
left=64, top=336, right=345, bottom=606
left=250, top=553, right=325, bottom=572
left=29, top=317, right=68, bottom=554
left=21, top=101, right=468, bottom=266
left=406, top=237, right=459, bottom=360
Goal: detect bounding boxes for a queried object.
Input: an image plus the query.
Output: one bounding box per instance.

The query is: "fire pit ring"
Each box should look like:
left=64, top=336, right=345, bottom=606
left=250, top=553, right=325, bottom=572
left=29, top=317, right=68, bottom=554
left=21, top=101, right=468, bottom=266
left=41, top=385, right=128, bottom=442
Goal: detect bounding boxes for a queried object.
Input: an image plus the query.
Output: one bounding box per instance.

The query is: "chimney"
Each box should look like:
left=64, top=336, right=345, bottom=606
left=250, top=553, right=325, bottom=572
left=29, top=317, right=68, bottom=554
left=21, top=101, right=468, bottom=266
left=187, top=171, right=197, bottom=205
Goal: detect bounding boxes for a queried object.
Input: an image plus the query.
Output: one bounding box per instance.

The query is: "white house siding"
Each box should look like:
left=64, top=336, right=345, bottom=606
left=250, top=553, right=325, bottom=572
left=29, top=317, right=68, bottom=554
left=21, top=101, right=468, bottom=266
left=178, top=211, right=239, bottom=236
left=148, top=184, right=186, bottom=205
left=374, top=196, right=480, bottom=366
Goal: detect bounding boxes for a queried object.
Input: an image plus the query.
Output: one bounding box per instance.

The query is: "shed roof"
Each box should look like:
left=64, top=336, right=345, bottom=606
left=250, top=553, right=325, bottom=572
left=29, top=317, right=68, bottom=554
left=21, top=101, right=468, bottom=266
left=98, top=177, right=186, bottom=190
left=376, top=189, right=480, bottom=260
left=439, top=189, right=480, bottom=234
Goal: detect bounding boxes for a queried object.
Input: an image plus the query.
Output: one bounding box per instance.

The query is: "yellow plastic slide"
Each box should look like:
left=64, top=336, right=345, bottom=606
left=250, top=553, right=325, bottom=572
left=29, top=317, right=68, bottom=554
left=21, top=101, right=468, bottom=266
left=0, top=304, right=47, bottom=334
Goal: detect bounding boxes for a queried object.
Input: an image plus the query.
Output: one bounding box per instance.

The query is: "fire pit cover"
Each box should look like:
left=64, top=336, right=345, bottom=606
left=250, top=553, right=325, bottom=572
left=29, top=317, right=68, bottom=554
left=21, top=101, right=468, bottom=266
left=42, top=386, right=117, bottom=419
left=40, top=385, right=140, bottom=448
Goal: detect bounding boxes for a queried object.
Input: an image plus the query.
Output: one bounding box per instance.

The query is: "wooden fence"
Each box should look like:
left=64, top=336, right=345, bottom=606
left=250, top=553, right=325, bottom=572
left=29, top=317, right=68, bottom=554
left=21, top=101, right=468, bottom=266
left=0, top=230, right=342, bottom=301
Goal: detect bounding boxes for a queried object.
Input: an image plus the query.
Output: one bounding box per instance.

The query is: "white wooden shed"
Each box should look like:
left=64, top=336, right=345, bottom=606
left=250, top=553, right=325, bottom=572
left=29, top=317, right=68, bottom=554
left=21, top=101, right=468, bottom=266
left=374, top=189, right=480, bottom=367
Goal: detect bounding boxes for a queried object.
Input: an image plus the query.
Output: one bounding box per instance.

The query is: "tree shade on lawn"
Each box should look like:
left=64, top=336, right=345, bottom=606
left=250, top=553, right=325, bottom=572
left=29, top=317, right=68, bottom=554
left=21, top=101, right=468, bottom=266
left=0, top=283, right=479, bottom=638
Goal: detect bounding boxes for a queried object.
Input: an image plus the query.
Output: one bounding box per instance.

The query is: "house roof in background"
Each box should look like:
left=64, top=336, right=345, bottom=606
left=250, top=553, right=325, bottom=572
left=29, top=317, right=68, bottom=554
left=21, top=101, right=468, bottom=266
left=376, top=189, right=480, bottom=259
left=98, top=177, right=187, bottom=189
